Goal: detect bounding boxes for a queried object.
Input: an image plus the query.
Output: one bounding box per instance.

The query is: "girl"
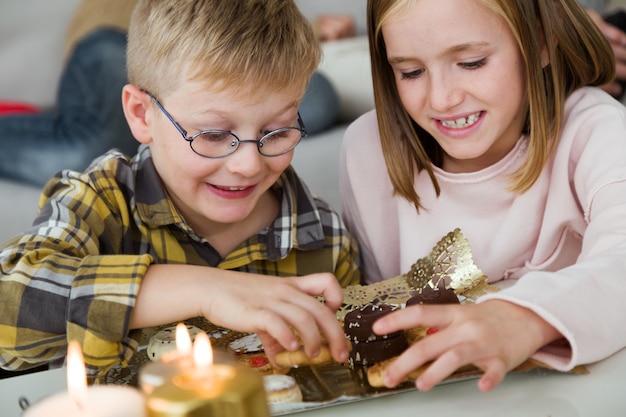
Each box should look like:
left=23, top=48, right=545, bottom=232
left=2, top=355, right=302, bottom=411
left=340, top=0, right=626, bottom=392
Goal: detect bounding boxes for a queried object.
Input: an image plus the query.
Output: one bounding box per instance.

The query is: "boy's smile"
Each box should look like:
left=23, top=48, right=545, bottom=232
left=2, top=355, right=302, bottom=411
left=208, top=183, right=257, bottom=199
left=144, top=81, right=302, bottom=251
left=382, top=0, right=528, bottom=173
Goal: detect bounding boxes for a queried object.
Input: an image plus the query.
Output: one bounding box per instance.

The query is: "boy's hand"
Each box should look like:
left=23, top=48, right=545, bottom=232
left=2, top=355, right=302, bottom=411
left=200, top=272, right=349, bottom=366
left=372, top=300, right=562, bottom=392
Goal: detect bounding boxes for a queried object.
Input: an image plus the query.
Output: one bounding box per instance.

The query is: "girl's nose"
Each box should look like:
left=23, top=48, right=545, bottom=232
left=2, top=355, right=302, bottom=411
left=427, top=72, right=463, bottom=113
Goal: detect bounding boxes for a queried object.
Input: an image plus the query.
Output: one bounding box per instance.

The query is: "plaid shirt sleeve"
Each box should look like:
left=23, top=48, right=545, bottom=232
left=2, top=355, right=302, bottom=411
left=0, top=154, right=153, bottom=378
left=0, top=152, right=361, bottom=379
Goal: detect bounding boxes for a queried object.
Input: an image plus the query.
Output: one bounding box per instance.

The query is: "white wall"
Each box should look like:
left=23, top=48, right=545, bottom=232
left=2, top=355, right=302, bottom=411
left=0, top=0, right=81, bottom=108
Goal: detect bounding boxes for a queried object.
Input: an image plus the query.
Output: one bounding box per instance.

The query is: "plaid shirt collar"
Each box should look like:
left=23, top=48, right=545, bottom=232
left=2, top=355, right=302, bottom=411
left=132, top=146, right=326, bottom=261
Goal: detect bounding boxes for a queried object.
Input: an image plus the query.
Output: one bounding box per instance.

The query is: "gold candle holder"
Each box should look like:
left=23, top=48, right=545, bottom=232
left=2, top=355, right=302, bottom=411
left=146, top=363, right=270, bottom=417
left=139, top=353, right=193, bottom=396
left=139, top=349, right=233, bottom=395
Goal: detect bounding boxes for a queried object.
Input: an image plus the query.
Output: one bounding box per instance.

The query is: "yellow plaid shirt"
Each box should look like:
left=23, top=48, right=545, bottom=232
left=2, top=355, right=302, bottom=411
left=0, top=146, right=360, bottom=377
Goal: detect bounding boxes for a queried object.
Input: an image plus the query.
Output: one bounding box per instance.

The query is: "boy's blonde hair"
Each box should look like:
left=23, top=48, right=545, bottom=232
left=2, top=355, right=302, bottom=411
left=367, top=0, right=615, bottom=211
left=127, top=0, right=321, bottom=101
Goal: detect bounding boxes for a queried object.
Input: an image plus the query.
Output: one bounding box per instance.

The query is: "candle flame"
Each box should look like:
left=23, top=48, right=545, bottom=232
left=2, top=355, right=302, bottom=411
left=193, top=332, right=213, bottom=368
left=67, top=340, right=88, bottom=411
left=176, top=323, right=193, bottom=356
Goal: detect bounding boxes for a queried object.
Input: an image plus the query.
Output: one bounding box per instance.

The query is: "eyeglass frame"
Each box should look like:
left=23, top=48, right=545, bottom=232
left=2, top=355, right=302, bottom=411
left=145, top=91, right=308, bottom=158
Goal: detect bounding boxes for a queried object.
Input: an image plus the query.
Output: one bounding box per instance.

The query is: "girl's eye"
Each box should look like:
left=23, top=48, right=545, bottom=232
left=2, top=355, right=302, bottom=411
left=400, top=69, right=424, bottom=80
left=460, top=58, right=487, bottom=70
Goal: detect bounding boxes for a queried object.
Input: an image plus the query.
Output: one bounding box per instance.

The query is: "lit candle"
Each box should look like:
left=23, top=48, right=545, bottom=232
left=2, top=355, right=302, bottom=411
left=146, top=332, right=270, bottom=417
left=139, top=323, right=195, bottom=395
left=24, top=341, right=146, bottom=417
left=140, top=322, right=233, bottom=396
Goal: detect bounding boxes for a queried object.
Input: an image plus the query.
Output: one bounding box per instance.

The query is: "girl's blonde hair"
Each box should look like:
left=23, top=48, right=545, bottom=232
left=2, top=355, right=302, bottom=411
left=367, top=0, right=615, bottom=211
left=127, top=0, right=321, bottom=101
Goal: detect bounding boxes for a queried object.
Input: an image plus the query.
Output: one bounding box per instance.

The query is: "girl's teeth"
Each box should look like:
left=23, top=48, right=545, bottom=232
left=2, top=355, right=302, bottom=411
left=227, top=187, right=246, bottom=191
left=441, top=112, right=480, bottom=128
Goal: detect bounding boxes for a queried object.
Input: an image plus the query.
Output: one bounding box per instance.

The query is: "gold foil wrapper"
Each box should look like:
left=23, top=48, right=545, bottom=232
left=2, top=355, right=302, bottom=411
left=337, top=228, right=498, bottom=319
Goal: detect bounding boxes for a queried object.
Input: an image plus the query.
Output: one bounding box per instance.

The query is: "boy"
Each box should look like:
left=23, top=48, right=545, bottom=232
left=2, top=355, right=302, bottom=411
left=0, top=0, right=359, bottom=379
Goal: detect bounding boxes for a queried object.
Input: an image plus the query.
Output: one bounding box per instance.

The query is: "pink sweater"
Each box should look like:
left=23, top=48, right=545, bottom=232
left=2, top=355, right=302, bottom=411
left=340, top=87, right=626, bottom=370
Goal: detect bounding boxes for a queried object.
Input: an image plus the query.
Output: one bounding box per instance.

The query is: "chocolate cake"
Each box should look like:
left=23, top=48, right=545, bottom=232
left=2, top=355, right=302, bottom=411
left=405, top=280, right=460, bottom=306
left=344, top=303, right=408, bottom=366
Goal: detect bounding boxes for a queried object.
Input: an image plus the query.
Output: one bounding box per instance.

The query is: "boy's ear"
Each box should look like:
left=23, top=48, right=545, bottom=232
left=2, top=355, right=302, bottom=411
left=122, top=84, right=154, bottom=145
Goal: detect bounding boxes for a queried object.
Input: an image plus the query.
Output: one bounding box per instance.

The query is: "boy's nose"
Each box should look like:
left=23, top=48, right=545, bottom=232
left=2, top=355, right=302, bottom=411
left=225, top=139, right=265, bottom=176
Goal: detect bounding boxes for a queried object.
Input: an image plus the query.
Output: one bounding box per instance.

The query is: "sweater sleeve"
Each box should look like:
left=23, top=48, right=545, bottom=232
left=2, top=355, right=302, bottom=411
left=0, top=171, right=153, bottom=378
left=479, top=89, right=626, bottom=371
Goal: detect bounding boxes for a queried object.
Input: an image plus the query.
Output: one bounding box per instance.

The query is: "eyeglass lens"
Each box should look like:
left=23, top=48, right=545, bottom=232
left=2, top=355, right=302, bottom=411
left=190, top=128, right=303, bottom=158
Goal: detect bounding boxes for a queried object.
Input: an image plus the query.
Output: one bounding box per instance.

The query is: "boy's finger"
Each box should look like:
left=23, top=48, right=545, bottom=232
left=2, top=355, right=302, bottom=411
left=290, top=274, right=344, bottom=310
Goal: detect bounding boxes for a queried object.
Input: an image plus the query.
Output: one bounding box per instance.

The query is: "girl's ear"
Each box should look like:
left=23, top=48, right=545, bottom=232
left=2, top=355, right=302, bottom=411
left=122, top=84, right=153, bottom=145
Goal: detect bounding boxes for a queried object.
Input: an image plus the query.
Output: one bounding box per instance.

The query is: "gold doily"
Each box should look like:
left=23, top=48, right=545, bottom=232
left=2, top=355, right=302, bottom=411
left=337, top=228, right=497, bottom=319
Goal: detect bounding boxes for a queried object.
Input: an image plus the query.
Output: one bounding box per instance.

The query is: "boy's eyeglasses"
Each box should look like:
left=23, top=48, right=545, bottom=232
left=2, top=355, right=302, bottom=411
left=147, top=93, right=308, bottom=158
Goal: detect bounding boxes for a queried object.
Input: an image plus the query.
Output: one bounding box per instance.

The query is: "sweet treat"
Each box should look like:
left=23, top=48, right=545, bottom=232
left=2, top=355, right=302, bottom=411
left=229, top=333, right=318, bottom=375
left=228, top=333, right=264, bottom=354
left=146, top=324, right=204, bottom=361
left=274, top=343, right=333, bottom=368
left=405, top=280, right=460, bottom=306
left=343, top=303, right=408, bottom=366
left=263, top=374, right=303, bottom=403
left=367, top=357, right=430, bottom=387
left=236, top=351, right=277, bottom=376
left=367, top=357, right=477, bottom=387
left=403, top=282, right=459, bottom=344
left=229, top=333, right=272, bottom=375
left=404, top=324, right=433, bottom=345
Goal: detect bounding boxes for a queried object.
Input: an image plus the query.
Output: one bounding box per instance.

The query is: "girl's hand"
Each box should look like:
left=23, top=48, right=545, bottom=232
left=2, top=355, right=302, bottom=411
left=372, top=300, right=562, bottom=392
left=200, top=272, right=349, bottom=366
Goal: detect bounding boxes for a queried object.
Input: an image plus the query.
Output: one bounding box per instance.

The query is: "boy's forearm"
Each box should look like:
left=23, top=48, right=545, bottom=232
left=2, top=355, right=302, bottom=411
left=129, top=263, right=211, bottom=329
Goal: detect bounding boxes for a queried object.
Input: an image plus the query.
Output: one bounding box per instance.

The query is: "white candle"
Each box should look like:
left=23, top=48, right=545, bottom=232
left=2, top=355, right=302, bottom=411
left=24, top=341, right=146, bottom=417
left=23, top=385, right=146, bottom=417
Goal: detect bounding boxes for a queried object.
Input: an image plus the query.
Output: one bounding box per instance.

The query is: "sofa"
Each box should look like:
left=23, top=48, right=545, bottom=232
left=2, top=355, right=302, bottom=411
left=0, top=0, right=374, bottom=245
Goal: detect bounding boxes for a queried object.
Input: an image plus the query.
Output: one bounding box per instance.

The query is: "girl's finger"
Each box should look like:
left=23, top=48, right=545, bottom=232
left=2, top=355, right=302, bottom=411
left=373, top=304, right=455, bottom=336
